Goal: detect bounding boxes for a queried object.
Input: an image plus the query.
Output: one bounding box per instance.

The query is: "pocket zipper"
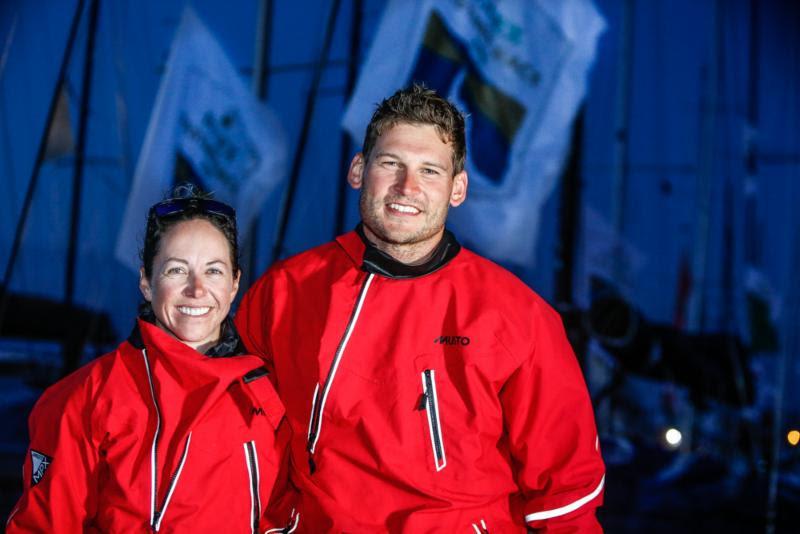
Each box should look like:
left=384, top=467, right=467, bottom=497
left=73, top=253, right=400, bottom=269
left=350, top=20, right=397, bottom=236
left=419, top=369, right=446, bottom=471
left=244, top=440, right=261, bottom=534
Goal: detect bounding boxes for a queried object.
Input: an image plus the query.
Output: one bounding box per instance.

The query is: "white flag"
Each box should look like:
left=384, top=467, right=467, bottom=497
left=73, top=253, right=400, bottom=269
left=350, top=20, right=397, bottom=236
left=115, top=8, right=288, bottom=271
left=342, top=0, right=604, bottom=266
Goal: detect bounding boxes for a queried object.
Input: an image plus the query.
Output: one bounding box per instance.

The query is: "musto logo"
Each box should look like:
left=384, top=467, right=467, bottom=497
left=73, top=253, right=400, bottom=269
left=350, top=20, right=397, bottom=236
left=434, top=336, right=470, bottom=346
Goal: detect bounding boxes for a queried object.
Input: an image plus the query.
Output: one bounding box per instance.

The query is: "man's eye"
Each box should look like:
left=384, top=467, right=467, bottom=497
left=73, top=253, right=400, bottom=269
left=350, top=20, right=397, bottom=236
left=421, top=168, right=439, bottom=175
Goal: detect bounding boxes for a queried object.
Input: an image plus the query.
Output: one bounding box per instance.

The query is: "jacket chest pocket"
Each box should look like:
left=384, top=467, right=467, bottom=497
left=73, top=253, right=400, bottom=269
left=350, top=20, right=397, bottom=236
left=412, top=353, right=502, bottom=482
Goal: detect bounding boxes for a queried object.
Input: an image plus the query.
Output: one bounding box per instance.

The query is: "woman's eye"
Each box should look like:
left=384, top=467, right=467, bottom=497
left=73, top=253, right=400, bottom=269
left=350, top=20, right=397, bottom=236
left=207, top=268, right=224, bottom=275
left=165, top=266, right=186, bottom=275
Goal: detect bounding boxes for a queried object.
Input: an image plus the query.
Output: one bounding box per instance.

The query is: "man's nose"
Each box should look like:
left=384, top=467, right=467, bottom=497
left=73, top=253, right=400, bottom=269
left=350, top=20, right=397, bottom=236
left=394, top=168, right=421, bottom=196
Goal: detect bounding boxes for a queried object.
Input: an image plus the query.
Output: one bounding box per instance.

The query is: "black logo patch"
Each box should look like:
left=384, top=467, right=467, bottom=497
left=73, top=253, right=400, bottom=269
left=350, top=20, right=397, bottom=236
left=30, top=450, right=52, bottom=487
left=251, top=407, right=266, bottom=416
left=433, top=335, right=470, bottom=346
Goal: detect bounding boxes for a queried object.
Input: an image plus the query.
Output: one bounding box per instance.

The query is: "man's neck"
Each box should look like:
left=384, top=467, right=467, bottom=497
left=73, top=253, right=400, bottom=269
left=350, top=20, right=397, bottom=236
left=361, top=226, right=443, bottom=266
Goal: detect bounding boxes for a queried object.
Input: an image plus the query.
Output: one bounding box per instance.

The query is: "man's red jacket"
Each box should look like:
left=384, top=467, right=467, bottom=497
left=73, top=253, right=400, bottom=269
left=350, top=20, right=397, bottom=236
left=236, top=229, right=605, bottom=532
left=6, top=319, right=296, bottom=533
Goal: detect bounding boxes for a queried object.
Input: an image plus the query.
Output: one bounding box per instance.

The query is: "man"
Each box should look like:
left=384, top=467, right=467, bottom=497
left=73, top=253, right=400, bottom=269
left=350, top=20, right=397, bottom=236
left=236, top=84, right=605, bottom=532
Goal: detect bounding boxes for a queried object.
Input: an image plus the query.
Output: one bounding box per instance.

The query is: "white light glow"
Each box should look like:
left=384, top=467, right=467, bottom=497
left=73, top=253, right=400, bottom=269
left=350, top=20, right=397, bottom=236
left=665, top=428, right=682, bottom=448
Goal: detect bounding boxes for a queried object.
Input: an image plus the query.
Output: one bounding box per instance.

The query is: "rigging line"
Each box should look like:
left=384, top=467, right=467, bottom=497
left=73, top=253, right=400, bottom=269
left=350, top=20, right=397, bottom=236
left=0, top=13, right=18, bottom=82
left=64, top=0, right=101, bottom=377
left=244, top=0, right=274, bottom=286
left=766, top=8, right=799, bottom=534
left=66, top=0, right=100, bottom=306
left=687, top=0, right=723, bottom=333
left=271, top=0, right=343, bottom=263
left=334, top=0, right=363, bottom=237
left=767, top=225, right=800, bottom=534
left=0, top=14, right=19, bottom=205
left=0, top=0, right=87, bottom=327
left=610, top=0, right=634, bottom=240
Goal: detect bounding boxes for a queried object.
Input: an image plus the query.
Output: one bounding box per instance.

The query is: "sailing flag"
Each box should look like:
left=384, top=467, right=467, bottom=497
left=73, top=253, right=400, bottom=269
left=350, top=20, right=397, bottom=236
left=115, top=7, right=288, bottom=271
left=342, top=0, right=605, bottom=265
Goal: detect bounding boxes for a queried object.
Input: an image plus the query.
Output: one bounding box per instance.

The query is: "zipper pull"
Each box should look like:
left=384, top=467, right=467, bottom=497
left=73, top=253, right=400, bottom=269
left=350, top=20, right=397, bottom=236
left=308, top=454, right=317, bottom=475
left=417, top=391, right=428, bottom=410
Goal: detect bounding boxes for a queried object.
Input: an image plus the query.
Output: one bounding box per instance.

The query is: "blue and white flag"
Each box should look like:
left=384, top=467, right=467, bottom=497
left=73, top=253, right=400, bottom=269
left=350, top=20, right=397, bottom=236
left=115, top=8, right=288, bottom=271
left=342, top=0, right=605, bottom=265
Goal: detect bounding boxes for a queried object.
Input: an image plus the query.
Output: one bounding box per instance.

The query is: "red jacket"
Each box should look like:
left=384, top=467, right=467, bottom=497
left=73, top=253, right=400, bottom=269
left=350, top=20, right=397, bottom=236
left=236, top=229, right=605, bottom=533
left=6, top=319, right=297, bottom=533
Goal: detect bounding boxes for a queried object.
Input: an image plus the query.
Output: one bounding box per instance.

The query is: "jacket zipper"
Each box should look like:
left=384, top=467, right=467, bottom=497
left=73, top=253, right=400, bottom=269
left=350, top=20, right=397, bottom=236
left=244, top=440, right=261, bottom=534
left=306, top=273, right=375, bottom=463
left=141, top=349, right=193, bottom=531
left=418, top=369, right=447, bottom=471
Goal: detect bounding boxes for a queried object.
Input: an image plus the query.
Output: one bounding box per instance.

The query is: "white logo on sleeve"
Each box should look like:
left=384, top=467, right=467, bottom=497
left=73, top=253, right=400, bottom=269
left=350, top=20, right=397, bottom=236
left=31, top=450, right=52, bottom=486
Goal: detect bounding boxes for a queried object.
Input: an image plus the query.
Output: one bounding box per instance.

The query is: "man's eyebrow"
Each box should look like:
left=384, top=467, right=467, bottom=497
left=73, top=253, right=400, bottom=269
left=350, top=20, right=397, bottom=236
left=374, top=151, right=448, bottom=171
left=374, top=150, right=399, bottom=160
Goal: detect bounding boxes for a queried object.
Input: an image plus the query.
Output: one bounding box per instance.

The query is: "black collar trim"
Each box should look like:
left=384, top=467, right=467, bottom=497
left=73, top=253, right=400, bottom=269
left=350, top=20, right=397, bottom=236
left=357, top=224, right=461, bottom=279
left=127, top=307, right=247, bottom=358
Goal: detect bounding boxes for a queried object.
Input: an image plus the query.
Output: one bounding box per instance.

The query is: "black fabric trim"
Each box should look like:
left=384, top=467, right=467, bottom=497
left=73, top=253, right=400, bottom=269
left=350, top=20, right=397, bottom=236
left=127, top=306, right=246, bottom=358
left=243, top=366, right=269, bottom=383
left=356, top=224, right=461, bottom=279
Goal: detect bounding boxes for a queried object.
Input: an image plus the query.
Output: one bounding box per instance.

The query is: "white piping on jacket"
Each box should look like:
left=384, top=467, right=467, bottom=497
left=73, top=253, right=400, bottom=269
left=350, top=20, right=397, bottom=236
left=141, top=348, right=193, bottom=532
left=306, top=383, right=320, bottom=440
left=421, top=370, right=447, bottom=471
left=307, top=273, right=375, bottom=453
left=154, top=432, right=192, bottom=531
left=524, top=474, right=605, bottom=522
left=471, top=519, right=488, bottom=533
left=264, top=508, right=300, bottom=533
left=141, top=349, right=161, bottom=527
left=243, top=441, right=261, bottom=534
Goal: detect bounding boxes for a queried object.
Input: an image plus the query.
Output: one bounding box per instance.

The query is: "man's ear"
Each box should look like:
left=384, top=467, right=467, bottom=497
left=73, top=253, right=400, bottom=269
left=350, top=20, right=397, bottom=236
left=449, top=170, right=468, bottom=207
left=347, top=153, right=365, bottom=190
left=139, top=268, right=153, bottom=301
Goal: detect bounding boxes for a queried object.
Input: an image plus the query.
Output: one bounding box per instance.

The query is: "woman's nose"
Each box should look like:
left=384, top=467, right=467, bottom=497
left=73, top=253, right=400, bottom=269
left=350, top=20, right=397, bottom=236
left=184, top=273, right=206, bottom=297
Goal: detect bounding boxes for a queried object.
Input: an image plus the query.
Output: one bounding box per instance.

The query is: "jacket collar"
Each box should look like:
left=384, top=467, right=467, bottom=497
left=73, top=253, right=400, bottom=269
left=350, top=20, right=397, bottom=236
left=336, top=224, right=461, bottom=279
left=128, top=308, right=246, bottom=358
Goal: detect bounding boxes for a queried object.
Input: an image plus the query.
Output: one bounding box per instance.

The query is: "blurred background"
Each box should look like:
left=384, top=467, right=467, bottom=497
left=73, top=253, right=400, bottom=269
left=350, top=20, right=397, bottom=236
left=0, top=0, right=798, bottom=531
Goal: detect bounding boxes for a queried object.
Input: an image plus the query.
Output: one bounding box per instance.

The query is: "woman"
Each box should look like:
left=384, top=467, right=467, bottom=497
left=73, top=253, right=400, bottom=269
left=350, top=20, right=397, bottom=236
left=6, top=187, right=297, bottom=533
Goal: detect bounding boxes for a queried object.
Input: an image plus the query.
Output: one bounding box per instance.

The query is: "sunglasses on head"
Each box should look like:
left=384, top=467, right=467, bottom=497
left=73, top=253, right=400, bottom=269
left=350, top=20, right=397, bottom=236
left=149, top=197, right=236, bottom=222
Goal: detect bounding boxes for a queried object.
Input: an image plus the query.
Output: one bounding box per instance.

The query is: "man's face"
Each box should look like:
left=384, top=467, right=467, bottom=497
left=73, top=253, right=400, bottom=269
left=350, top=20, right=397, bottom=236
left=348, top=122, right=467, bottom=263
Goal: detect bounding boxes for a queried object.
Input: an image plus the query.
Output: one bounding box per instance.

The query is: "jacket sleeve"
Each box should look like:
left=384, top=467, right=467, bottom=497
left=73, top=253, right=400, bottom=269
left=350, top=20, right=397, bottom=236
left=6, top=378, right=100, bottom=532
left=499, top=303, right=605, bottom=533
left=235, top=271, right=275, bottom=366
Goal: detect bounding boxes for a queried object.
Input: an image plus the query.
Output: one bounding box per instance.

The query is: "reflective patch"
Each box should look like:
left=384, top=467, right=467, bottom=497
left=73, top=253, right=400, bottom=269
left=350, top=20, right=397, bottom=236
left=30, top=450, right=52, bottom=487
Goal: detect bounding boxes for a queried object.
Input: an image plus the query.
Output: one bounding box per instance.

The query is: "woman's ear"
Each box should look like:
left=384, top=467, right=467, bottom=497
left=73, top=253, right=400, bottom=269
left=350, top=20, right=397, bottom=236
left=230, top=269, right=241, bottom=302
left=139, top=268, right=153, bottom=302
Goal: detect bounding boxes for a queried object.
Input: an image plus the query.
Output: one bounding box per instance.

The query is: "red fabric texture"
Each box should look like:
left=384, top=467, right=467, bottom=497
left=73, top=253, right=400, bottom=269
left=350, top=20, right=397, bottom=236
left=236, top=231, right=605, bottom=533
left=6, top=319, right=293, bottom=533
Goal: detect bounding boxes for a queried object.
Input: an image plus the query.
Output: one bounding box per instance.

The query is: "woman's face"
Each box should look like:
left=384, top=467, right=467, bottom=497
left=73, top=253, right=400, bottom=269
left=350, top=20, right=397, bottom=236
left=139, top=218, right=240, bottom=353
